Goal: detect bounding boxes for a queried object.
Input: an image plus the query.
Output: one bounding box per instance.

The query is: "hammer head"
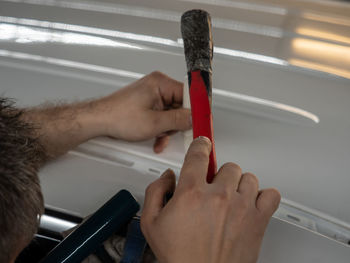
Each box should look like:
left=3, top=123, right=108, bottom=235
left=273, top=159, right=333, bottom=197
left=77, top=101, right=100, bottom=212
left=181, top=9, right=213, bottom=73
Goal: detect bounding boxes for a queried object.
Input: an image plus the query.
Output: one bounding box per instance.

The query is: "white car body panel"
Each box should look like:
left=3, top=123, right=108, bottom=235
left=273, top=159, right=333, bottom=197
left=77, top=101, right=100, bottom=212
left=1, top=0, right=350, bottom=261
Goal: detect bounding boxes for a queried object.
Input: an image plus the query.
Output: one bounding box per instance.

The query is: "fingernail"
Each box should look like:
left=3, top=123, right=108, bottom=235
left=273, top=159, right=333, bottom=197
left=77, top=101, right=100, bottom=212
left=161, top=168, right=173, bottom=178
left=196, top=136, right=212, bottom=145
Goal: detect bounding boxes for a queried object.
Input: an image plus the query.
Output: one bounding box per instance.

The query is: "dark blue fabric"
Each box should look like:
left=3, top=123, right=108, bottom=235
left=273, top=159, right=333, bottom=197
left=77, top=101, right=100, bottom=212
left=120, top=217, right=147, bottom=263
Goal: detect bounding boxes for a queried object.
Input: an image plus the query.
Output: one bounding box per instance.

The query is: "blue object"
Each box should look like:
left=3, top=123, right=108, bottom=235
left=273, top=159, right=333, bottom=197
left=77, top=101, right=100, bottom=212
left=120, top=217, right=147, bottom=263
left=40, top=189, right=140, bottom=263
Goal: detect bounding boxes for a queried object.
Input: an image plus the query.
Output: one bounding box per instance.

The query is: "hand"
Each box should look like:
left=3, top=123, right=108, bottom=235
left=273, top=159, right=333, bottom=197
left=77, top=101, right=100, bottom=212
left=141, top=137, right=281, bottom=263
left=97, top=71, right=191, bottom=153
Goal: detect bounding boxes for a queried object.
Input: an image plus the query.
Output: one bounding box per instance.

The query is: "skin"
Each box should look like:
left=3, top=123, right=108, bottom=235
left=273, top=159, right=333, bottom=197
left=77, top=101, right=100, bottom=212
left=21, top=71, right=191, bottom=159
left=17, top=71, right=280, bottom=263
left=141, top=137, right=281, bottom=263
left=13, top=71, right=191, bottom=261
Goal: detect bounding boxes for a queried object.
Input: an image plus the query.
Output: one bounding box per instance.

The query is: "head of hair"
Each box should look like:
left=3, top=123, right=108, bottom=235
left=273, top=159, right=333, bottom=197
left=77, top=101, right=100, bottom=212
left=0, top=98, right=45, bottom=262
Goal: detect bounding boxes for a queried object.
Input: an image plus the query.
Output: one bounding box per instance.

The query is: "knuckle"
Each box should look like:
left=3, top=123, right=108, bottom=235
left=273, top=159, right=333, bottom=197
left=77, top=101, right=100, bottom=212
left=268, top=189, right=281, bottom=211
left=188, top=187, right=204, bottom=199
left=185, top=149, right=208, bottom=163
left=258, top=189, right=281, bottom=216
left=150, top=71, right=163, bottom=79
left=211, top=190, right=231, bottom=204
left=178, top=180, right=196, bottom=193
left=222, top=162, right=241, bottom=175
left=243, top=173, right=259, bottom=186
left=270, top=188, right=282, bottom=202
left=263, top=188, right=281, bottom=206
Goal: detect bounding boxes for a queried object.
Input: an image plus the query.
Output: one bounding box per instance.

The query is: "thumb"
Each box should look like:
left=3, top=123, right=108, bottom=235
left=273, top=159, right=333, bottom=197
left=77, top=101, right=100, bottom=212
left=142, top=169, right=176, bottom=225
left=154, top=108, right=191, bottom=134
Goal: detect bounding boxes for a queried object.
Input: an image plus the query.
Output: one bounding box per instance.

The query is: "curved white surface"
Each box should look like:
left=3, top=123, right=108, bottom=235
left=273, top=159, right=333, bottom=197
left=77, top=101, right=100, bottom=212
left=0, top=48, right=320, bottom=124
left=1, top=52, right=349, bottom=224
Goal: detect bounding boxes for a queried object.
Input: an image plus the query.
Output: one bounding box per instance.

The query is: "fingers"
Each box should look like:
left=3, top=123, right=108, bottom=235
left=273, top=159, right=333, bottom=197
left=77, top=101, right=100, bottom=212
left=256, top=188, right=281, bottom=218
left=153, top=135, right=170, bottom=153
left=150, top=71, right=184, bottom=106
left=210, top=162, right=278, bottom=218
left=147, top=72, right=192, bottom=135
left=212, top=163, right=242, bottom=192
left=177, top=137, right=212, bottom=188
left=237, top=173, right=259, bottom=201
left=142, top=169, right=176, bottom=224
left=153, top=108, right=191, bottom=134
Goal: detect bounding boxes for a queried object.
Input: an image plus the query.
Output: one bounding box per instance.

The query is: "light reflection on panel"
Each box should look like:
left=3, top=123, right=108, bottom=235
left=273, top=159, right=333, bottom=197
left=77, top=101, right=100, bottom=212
left=296, top=27, right=350, bottom=46
left=0, top=49, right=144, bottom=79
left=291, top=38, right=350, bottom=69
left=1, top=0, right=283, bottom=38
left=289, top=59, right=350, bottom=80
left=0, top=16, right=179, bottom=46
left=213, top=88, right=319, bottom=124
left=302, top=12, right=350, bottom=27
left=178, top=0, right=287, bottom=15
left=0, top=16, right=348, bottom=81
left=212, top=17, right=282, bottom=38
left=292, top=38, right=350, bottom=63
left=0, top=23, right=142, bottom=49
left=0, top=16, right=287, bottom=66
left=0, top=49, right=319, bottom=124
left=176, top=38, right=287, bottom=65
left=214, top=46, right=287, bottom=66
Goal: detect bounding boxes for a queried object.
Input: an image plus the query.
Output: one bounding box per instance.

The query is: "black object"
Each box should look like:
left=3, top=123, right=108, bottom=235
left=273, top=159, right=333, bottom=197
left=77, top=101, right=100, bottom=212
left=16, top=234, right=61, bottom=263
left=40, top=189, right=140, bottom=263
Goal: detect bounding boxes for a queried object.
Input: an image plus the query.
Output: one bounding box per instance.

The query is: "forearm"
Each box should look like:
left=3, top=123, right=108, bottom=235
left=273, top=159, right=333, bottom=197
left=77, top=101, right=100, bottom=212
left=21, top=99, right=106, bottom=160
left=19, top=71, right=191, bottom=160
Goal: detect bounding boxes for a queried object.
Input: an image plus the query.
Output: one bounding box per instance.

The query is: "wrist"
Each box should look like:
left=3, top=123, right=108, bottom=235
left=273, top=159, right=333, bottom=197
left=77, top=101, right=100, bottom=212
left=91, top=92, right=127, bottom=139
left=77, top=99, right=110, bottom=139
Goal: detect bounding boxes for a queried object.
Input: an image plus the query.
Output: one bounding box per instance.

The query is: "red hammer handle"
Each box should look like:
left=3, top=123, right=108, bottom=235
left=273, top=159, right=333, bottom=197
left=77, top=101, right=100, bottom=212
left=189, top=70, right=217, bottom=183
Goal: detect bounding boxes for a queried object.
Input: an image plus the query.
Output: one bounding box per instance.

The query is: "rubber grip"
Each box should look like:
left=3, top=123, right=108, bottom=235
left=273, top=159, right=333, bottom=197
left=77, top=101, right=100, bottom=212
left=189, top=70, right=217, bottom=183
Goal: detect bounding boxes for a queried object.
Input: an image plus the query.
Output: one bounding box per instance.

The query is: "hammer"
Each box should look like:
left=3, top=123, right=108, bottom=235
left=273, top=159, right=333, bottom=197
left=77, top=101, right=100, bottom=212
left=181, top=9, right=217, bottom=183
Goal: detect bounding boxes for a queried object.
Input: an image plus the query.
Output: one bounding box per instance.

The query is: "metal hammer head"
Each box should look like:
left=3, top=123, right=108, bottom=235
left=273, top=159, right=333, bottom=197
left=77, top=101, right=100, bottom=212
left=181, top=9, right=213, bottom=73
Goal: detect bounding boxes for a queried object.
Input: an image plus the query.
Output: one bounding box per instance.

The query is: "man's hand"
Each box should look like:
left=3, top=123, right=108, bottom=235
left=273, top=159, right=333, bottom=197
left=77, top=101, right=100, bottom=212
left=22, top=71, right=191, bottom=159
left=141, top=137, right=281, bottom=263
left=97, top=71, right=191, bottom=153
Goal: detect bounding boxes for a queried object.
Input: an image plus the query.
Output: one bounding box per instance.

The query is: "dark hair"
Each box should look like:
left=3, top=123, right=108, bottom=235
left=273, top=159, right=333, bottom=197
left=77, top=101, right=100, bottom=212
left=0, top=98, right=46, bottom=262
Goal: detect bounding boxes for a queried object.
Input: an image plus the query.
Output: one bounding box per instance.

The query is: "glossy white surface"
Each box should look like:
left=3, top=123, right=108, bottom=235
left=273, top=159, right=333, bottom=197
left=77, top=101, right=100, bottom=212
left=1, top=0, right=350, bottom=260
left=40, top=150, right=350, bottom=262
